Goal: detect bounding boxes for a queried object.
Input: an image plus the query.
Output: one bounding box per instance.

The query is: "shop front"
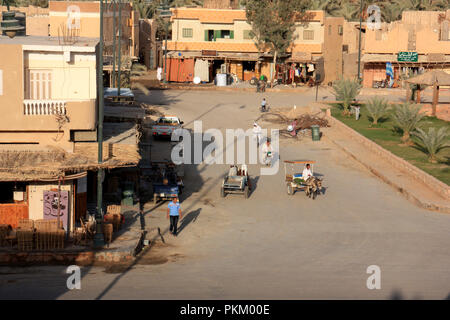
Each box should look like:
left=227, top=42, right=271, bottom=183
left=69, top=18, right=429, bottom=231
left=362, top=53, right=450, bottom=89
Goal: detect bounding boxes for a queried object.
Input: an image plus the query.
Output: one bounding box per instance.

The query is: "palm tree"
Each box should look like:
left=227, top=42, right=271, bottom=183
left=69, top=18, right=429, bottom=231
left=395, top=0, right=423, bottom=11
left=170, top=0, right=203, bottom=7
left=393, top=103, right=425, bottom=144
left=366, top=97, right=390, bottom=125
left=331, top=78, right=362, bottom=115
left=380, top=2, right=402, bottom=22
left=133, top=0, right=158, bottom=19
left=412, top=127, right=450, bottom=163
left=419, top=0, right=448, bottom=10
left=336, top=1, right=359, bottom=21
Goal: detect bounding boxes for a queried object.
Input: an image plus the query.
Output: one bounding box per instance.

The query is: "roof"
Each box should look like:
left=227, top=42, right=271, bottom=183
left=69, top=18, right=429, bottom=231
left=362, top=53, right=450, bottom=63
left=0, top=142, right=140, bottom=182
left=406, top=70, right=450, bottom=86
left=171, top=8, right=324, bottom=24
left=0, top=35, right=98, bottom=52
left=171, top=7, right=247, bottom=23
left=167, top=50, right=261, bottom=60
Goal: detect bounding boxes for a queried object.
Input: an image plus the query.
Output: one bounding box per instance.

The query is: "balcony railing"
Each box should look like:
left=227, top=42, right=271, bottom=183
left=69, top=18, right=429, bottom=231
left=23, top=100, right=67, bottom=116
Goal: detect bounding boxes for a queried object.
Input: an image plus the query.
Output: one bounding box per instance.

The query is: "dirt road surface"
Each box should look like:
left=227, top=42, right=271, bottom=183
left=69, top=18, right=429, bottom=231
left=1, top=90, right=449, bottom=300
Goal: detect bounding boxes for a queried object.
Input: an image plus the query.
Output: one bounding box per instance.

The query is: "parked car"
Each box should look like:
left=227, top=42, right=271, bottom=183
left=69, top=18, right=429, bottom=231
left=152, top=116, right=184, bottom=139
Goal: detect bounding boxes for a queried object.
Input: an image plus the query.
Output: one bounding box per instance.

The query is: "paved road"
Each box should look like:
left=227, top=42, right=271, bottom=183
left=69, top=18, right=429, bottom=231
left=1, top=90, right=449, bottom=300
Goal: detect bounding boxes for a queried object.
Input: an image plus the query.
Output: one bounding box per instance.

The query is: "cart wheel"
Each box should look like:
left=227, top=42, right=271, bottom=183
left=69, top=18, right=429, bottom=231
left=221, top=187, right=226, bottom=198
left=287, top=184, right=293, bottom=195
left=244, top=186, right=249, bottom=199
left=153, top=193, right=158, bottom=205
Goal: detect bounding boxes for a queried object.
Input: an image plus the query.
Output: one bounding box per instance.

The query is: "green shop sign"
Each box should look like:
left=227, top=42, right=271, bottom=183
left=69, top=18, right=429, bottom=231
left=397, top=52, right=418, bottom=62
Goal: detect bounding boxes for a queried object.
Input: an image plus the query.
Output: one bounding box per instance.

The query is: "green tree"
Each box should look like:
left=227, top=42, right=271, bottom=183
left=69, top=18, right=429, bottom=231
left=366, top=97, right=390, bottom=125
left=331, top=78, right=362, bottom=115
left=393, top=103, right=425, bottom=144
left=412, top=127, right=450, bottom=163
left=380, top=1, right=403, bottom=22
left=242, top=0, right=309, bottom=86
left=336, top=1, right=359, bottom=21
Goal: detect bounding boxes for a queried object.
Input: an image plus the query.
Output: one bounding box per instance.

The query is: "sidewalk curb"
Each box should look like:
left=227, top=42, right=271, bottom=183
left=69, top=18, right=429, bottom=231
left=0, top=249, right=135, bottom=266
left=323, top=114, right=450, bottom=214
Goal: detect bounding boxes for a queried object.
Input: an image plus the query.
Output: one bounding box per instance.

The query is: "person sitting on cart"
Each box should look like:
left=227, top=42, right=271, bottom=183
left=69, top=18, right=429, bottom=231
left=302, top=164, right=313, bottom=182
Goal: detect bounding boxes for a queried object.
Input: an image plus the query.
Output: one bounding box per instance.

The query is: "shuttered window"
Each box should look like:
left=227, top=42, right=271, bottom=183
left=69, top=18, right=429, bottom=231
left=27, top=70, right=52, bottom=100
left=182, top=28, right=193, bottom=38
left=303, top=30, right=314, bottom=40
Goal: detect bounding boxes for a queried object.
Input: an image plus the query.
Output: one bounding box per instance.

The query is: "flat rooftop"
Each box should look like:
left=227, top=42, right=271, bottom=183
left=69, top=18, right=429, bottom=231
left=0, top=35, right=98, bottom=50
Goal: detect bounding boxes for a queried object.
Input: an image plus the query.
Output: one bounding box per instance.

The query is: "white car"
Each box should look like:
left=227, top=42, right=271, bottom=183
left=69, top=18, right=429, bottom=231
left=152, top=116, right=184, bottom=138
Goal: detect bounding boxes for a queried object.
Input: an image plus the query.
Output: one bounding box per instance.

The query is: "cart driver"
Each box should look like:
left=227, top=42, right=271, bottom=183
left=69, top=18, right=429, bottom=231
left=302, top=164, right=313, bottom=181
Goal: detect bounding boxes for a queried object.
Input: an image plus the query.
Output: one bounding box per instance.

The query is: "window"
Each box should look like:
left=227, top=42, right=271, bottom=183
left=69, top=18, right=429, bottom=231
left=26, top=70, right=52, bottom=100
left=303, top=30, right=314, bottom=40
left=205, top=29, right=234, bottom=41
left=0, top=182, right=27, bottom=204
left=221, top=30, right=231, bottom=39
left=182, top=28, right=193, bottom=38
left=243, top=30, right=253, bottom=40
left=338, top=25, right=343, bottom=35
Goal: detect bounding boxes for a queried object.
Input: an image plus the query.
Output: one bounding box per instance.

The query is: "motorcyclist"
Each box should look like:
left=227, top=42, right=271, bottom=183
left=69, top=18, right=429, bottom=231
left=261, top=98, right=267, bottom=112
left=261, top=139, right=273, bottom=165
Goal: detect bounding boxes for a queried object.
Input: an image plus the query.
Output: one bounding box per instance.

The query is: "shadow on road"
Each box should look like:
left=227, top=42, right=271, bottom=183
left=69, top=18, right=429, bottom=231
left=178, top=208, right=202, bottom=234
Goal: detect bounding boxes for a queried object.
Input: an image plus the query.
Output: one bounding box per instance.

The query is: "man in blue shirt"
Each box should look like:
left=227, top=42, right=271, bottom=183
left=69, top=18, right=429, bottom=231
left=167, top=197, right=182, bottom=236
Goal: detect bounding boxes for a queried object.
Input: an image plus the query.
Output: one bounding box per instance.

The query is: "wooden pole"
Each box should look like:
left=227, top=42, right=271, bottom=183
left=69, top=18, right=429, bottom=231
left=432, top=82, right=438, bottom=117
left=57, top=177, right=61, bottom=229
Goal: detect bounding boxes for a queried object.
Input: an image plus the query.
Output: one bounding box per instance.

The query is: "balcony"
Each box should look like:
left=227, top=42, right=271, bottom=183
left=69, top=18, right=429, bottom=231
left=23, top=100, right=67, bottom=116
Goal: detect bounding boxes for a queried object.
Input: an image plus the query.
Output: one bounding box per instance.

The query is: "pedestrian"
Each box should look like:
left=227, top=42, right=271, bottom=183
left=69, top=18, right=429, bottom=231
left=167, top=197, right=182, bottom=236
left=252, top=122, right=262, bottom=146
left=157, top=67, right=162, bottom=82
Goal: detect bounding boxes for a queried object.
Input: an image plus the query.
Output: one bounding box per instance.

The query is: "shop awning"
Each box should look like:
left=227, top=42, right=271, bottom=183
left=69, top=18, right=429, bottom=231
left=406, top=69, right=450, bottom=86
left=362, top=54, right=450, bottom=63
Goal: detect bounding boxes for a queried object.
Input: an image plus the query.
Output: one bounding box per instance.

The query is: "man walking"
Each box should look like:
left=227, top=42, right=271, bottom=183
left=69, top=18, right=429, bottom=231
left=167, top=197, right=182, bottom=236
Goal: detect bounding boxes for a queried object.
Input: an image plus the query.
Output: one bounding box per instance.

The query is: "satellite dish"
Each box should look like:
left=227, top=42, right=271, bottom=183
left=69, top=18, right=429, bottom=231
left=193, top=76, right=201, bottom=84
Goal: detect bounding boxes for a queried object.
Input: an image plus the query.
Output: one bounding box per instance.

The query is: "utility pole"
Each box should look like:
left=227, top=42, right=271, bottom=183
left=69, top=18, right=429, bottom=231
left=112, top=0, right=116, bottom=88
left=357, top=0, right=363, bottom=82
left=158, top=0, right=172, bottom=84
left=164, top=21, right=168, bottom=84
left=117, top=0, right=122, bottom=96
left=94, top=0, right=105, bottom=248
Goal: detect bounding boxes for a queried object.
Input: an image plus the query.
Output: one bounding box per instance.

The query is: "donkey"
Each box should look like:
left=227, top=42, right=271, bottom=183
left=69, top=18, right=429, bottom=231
left=305, top=177, right=323, bottom=199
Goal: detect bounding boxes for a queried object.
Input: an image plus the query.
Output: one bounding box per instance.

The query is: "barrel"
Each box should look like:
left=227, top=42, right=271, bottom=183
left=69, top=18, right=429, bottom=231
left=311, top=125, right=321, bottom=141
left=216, top=73, right=227, bottom=87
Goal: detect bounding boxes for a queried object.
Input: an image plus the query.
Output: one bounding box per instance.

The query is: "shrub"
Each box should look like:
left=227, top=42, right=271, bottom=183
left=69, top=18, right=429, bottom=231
left=366, top=97, right=390, bottom=125
left=393, top=103, right=425, bottom=144
left=331, top=78, right=361, bottom=115
left=412, top=127, right=450, bottom=163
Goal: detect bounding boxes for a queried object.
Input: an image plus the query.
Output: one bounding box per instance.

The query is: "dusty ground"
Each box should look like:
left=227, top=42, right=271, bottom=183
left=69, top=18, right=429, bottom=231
left=0, top=89, right=449, bottom=300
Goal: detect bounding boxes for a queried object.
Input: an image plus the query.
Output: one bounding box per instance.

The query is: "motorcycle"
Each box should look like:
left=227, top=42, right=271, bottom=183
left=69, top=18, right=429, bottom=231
left=263, top=151, right=273, bottom=167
